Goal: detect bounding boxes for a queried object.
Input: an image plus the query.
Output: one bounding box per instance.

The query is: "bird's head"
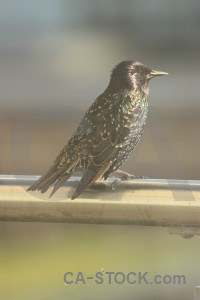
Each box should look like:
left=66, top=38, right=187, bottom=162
left=108, top=61, right=168, bottom=94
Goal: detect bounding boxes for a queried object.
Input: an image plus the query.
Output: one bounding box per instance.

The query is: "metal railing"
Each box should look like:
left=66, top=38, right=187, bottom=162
left=0, top=175, right=200, bottom=234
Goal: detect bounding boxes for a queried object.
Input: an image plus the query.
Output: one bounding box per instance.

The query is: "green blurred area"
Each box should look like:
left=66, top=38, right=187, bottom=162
left=0, top=223, right=200, bottom=300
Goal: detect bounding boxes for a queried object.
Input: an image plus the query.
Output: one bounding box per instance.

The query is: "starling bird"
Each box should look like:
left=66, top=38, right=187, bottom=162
left=27, top=61, right=168, bottom=199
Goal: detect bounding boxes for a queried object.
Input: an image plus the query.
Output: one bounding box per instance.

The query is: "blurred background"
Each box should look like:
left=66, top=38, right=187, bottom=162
left=0, top=0, right=200, bottom=299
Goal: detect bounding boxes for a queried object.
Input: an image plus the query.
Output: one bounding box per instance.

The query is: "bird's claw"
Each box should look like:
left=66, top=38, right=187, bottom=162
left=112, top=170, right=147, bottom=180
left=132, top=175, right=148, bottom=180
left=111, top=171, right=147, bottom=190
left=111, top=179, right=121, bottom=190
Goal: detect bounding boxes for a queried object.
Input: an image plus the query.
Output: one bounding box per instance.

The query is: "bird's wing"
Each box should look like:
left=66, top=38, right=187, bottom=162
left=71, top=93, right=131, bottom=199
left=28, top=92, right=134, bottom=199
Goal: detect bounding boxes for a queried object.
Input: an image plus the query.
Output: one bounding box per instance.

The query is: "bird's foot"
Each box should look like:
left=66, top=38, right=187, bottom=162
left=112, top=170, right=146, bottom=180
left=111, top=170, right=147, bottom=190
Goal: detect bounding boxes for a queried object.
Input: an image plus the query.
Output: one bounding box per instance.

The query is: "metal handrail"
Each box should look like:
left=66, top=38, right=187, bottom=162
left=0, top=175, right=200, bottom=232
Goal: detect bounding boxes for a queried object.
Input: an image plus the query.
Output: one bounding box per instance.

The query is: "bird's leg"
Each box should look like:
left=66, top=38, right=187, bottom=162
left=113, top=170, right=145, bottom=180
left=111, top=170, right=146, bottom=190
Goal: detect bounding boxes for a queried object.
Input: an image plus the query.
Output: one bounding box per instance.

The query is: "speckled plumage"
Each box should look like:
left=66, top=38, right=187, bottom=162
left=27, top=61, right=167, bottom=199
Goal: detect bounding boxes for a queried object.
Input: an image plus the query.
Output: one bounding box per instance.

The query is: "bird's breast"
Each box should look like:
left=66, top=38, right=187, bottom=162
left=142, top=84, right=149, bottom=97
left=125, top=97, right=148, bottom=138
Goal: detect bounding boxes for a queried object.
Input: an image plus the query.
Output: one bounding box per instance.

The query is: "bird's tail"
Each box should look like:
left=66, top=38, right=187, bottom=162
left=27, top=158, right=74, bottom=194
left=49, top=172, right=71, bottom=198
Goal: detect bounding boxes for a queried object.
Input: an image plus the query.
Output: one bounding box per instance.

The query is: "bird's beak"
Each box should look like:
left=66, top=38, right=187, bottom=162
left=150, top=70, right=168, bottom=78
